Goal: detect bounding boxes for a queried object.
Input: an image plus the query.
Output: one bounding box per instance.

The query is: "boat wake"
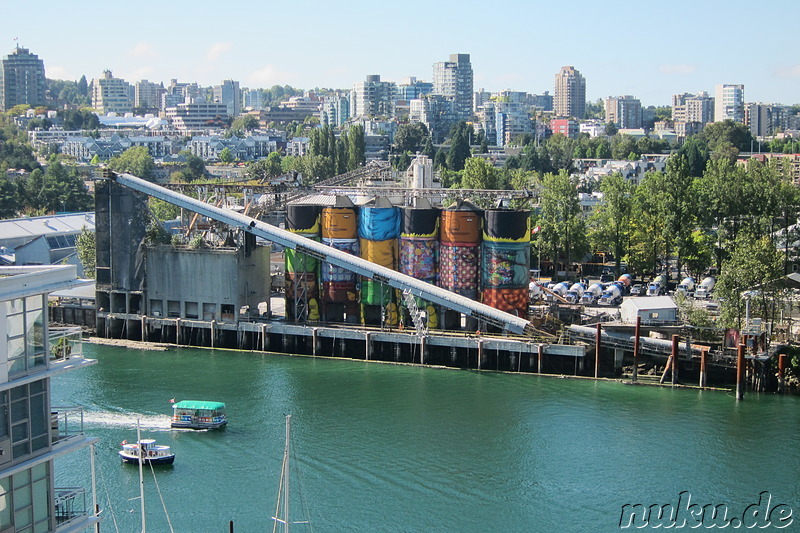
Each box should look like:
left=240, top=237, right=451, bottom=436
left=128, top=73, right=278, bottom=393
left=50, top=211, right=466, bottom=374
left=82, top=410, right=173, bottom=431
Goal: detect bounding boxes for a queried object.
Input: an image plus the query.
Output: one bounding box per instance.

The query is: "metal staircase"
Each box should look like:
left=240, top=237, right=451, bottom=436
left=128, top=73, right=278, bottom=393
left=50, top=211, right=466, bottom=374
left=402, top=289, right=428, bottom=337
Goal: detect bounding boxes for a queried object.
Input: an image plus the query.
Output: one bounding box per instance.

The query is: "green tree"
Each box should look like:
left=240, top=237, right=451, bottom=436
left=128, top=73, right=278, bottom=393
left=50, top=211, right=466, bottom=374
left=701, top=120, right=754, bottom=154
left=76, top=226, right=95, bottom=278
left=108, top=146, right=155, bottom=181
left=433, top=148, right=447, bottom=170
left=628, top=172, right=669, bottom=275
left=394, top=123, right=429, bottom=154
left=219, top=147, right=235, bottom=164
left=149, top=197, right=180, bottom=221
left=540, top=170, right=586, bottom=280
left=346, top=124, right=366, bottom=170
left=715, top=233, right=784, bottom=330
left=460, top=157, right=498, bottom=191
left=446, top=123, right=471, bottom=171
left=587, top=173, right=634, bottom=276
left=0, top=178, right=19, bottom=219
left=184, top=154, right=207, bottom=181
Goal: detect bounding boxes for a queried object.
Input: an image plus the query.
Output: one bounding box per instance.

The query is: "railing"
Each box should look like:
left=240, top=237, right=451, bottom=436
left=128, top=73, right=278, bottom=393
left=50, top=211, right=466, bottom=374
left=54, top=487, right=91, bottom=527
left=49, top=326, right=83, bottom=361
left=50, top=407, right=85, bottom=444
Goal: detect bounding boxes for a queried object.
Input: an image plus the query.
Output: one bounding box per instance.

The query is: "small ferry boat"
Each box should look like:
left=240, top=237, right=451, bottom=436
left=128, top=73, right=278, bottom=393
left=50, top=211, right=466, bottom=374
left=171, top=400, right=227, bottom=429
left=119, top=439, right=175, bottom=466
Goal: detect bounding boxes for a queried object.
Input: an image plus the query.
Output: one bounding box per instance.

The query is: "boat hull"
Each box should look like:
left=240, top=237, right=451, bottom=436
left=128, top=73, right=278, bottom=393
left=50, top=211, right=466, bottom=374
left=119, top=451, right=175, bottom=466
left=171, top=419, right=227, bottom=430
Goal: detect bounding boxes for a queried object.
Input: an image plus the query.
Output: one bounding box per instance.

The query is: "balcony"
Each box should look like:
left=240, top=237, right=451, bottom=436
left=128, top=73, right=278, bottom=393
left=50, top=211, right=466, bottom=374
left=54, top=487, right=96, bottom=530
left=49, top=327, right=83, bottom=361
left=50, top=407, right=86, bottom=446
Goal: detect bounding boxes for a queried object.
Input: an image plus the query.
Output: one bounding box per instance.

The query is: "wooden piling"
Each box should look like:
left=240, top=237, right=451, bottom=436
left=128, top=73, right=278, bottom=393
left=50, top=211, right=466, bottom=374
left=671, top=334, right=679, bottom=384
left=365, top=332, right=372, bottom=361
left=538, top=343, right=544, bottom=374
left=594, top=322, right=601, bottom=378
left=736, top=342, right=745, bottom=401
left=778, top=353, right=786, bottom=394
left=699, top=348, right=707, bottom=388
left=632, top=316, right=641, bottom=382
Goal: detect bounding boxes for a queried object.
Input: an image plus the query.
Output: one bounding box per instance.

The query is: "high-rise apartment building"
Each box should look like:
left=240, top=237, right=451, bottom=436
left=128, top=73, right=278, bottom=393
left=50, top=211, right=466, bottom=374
left=92, top=70, right=133, bottom=114
left=715, top=84, right=745, bottom=123
left=554, top=66, right=586, bottom=119
left=604, top=95, right=642, bottom=129
left=746, top=103, right=775, bottom=138
left=350, top=75, right=397, bottom=118
left=320, top=93, right=350, bottom=127
left=214, top=79, right=241, bottom=117
left=432, top=53, right=474, bottom=122
left=398, top=77, right=433, bottom=101
left=0, top=264, right=100, bottom=532
left=0, top=46, right=47, bottom=111
left=134, top=79, right=164, bottom=110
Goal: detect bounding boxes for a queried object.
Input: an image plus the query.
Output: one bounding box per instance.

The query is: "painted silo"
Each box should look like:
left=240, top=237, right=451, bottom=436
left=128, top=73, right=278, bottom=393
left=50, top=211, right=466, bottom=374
left=358, top=198, right=400, bottom=325
left=284, top=204, right=321, bottom=321
left=320, top=196, right=359, bottom=322
left=438, top=200, right=482, bottom=299
left=320, top=201, right=359, bottom=306
left=481, top=209, right=531, bottom=318
left=399, top=200, right=440, bottom=328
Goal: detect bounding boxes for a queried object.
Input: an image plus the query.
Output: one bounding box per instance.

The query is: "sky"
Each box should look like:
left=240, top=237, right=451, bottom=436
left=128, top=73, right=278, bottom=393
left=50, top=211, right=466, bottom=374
left=6, top=0, right=800, bottom=107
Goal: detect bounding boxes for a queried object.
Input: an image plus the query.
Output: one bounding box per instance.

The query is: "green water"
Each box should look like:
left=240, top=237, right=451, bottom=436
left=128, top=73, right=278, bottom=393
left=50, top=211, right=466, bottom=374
left=52, top=344, right=800, bottom=533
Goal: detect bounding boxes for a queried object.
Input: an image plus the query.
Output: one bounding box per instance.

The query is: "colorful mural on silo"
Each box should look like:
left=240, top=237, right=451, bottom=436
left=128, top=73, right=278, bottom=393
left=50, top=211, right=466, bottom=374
left=481, top=209, right=531, bottom=318
left=284, top=204, right=321, bottom=321
left=358, top=197, right=400, bottom=325
left=320, top=199, right=359, bottom=321
left=399, top=200, right=440, bottom=328
left=439, top=200, right=482, bottom=299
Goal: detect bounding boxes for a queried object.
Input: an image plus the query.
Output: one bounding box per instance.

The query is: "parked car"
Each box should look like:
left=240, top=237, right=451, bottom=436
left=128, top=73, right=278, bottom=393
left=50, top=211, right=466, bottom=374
left=630, top=283, right=644, bottom=296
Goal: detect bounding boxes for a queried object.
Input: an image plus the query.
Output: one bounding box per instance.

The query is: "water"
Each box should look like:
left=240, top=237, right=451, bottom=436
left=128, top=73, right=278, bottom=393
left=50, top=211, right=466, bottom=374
left=53, top=344, right=800, bottom=533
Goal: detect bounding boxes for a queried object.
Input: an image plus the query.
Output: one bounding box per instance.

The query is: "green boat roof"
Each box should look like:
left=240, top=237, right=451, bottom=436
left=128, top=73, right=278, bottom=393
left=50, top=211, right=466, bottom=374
left=172, top=400, right=226, bottom=410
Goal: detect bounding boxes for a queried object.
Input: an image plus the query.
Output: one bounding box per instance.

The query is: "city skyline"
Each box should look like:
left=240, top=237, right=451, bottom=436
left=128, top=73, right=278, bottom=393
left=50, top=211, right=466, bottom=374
left=6, top=0, right=800, bottom=107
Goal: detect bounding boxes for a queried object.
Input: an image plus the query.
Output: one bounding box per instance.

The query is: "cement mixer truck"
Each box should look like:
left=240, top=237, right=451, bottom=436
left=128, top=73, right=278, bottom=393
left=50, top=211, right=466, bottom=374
left=676, top=277, right=695, bottom=296
left=545, top=281, right=570, bottom=302
left=581, top=283, right=604, bottom=305
left=694, top=277, right=716, bottom=299
left=564, top=282, right=585, bottom=304
left=646, top=275, right=667, bottom=296
left=598, top=282, right=624, bottom=306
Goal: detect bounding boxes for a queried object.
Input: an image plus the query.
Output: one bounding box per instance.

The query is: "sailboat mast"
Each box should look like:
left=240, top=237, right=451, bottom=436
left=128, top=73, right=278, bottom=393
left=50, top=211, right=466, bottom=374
left=283, top=414, right=291, bottom=533
left=138, top=420, right=146, bottom=533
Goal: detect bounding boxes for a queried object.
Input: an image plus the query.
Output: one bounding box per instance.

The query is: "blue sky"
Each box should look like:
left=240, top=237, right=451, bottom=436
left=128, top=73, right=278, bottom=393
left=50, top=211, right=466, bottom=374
left=7, top=0, right=800, bottom=106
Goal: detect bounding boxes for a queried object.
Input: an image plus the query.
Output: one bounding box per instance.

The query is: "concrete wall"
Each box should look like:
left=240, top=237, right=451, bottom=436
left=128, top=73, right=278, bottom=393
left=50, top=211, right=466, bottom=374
left=145, top=244, right=270, bottom=322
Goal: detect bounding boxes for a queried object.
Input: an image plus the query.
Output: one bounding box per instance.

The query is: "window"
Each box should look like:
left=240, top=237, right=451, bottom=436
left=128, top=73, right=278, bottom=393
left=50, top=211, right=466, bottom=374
left=5, top=297, right=46, bottom=376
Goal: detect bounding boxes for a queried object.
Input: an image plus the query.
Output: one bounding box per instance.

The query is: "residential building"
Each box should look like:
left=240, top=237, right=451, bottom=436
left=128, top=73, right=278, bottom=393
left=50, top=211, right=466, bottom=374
left=604, top=95, right=642, bottom=129
left=672, top=92, right=714, bottom=125
left=243, top=88, right=265, bottom=111
left=492, top=91, right=533, bottom=147
left=715, top=84, right=745, bottom=123
left=91, top=70, right=133, bottom=115
left=61, top=134, right=172, bottom=162
left=165, top=99, right=228, bottom=131
left=161, top=79, right=201, bottom=112
left=531, top=91, right=554, bottom=112
left=554, top=66, right=586, bottom=119
left=0, top=264, right=100, bottom=532
left=432, top=53, right=473, bottom=122
left=188, top=134, right=278, bottom=161
left=134, top=79, right=164, bottom=110
left=410, top=95, right=457, bottom=143
left=350, top=75, right=397, bottom=118
left=319, top=93, right=350, bottom=127
left=746, top=103, right=770, bottom=138
left=398, top=77, right=433, bottom=100
left=550, top=117, right=579, bottom=139
left=214, top=79, right=241, bottom=117
left=0, top=46, right=47, bottom=111
left=579, top=120, right=606, bottom=138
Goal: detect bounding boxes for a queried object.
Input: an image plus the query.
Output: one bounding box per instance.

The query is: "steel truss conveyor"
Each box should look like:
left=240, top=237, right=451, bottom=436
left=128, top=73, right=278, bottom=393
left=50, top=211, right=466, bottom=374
left=107, top=172, right=537, bottom=336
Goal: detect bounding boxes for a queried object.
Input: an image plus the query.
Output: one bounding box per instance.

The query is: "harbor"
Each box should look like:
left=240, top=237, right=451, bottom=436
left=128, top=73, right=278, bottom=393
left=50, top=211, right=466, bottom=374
left=53, top=342, right=800, bottom=532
